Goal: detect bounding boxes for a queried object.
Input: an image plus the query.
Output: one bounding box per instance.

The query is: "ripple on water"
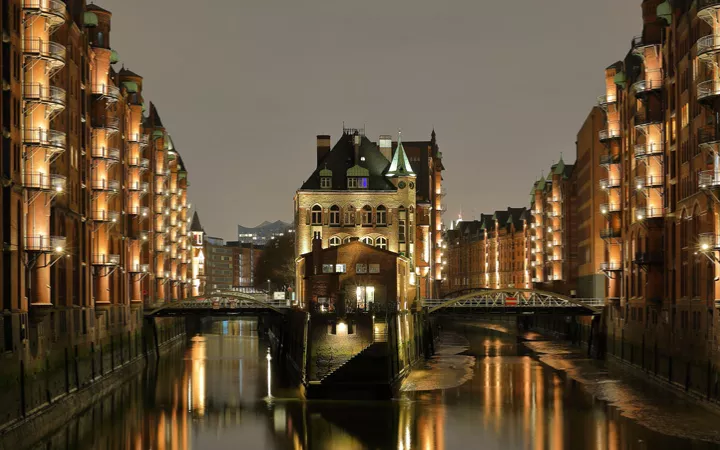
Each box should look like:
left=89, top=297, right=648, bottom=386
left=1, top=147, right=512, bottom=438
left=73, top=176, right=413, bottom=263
left=401, top=333, right=475, bottom=392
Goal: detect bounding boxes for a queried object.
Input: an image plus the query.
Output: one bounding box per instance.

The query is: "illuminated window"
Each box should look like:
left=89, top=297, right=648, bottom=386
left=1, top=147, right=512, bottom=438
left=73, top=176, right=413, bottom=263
left=335, top=264, right=346, bottom=273
left=361, top=205, right=372, bottom=226
left=342, top=236, right=352, bottom=244
left=369, top=264, right=380, bottom=273
left=361, top=236, right=374, bottom=245
left=376, top=205, right=387, bottom=226
left=356, top=263, right=367, bottom=274
left=681, top=104, right=689, bottom=128
left=398, top=207, right=407, bottom=243
left=322, top=264, right=334, bottom=273
left=376, top=237, right=387, bottom=250
left=344, top=206, right=356, bottom=226
left=347, top=177, right=368, bottom=189
left=311, top=205, right=322, bottom=225
left=329, top=205, right=340, bottom=226
left=329, top=236, right=341, bottom=247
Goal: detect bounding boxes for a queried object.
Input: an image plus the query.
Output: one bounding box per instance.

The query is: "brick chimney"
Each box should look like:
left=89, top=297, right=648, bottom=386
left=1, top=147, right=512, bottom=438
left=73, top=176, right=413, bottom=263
left=379, top=135, right=392, bottom=162
left=317, top=135, right=331, bottom=165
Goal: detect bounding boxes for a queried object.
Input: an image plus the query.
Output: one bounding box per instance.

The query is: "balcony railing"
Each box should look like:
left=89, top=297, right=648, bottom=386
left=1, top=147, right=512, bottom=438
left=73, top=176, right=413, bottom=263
left=128, top=133, right=150, bottom=146
left=95, top=116, right=121, bottom=131
left=23, top=128, right=66, bottom=150
left=696, top=34, right=720, bottom=57
left=699, top=232, right=720, bottom=251
left=23, top=83, right=66, bottom=109
left=698, top=80, right=720, bottom=102
left=699, top=170, right=720, bottom=190
left=634, top=175, right=663, bottom=189
left=23, top=38, right=66, bottom=67
left=92, top=254, right=120, bottom=266
left=600, top=262, right=622, bottom=272
left=633, top=252, right=664, bottom=265
left=599, top=124, right=621, bottom=141
left=546, top=210, right=561, bottom=218
left=597, top=94, right=617, bottom=108
left=128, top=157, right=150, bottom=169
left=130, top=230, right=149, bottom=241
left=599, top=178, right=620, bottom=190
left=631, top=76, right=663, bottom=95
left=634, top=110, right=662, bottom=127
left=25, top=235, right=65, bottom=253
left=91, top=146, right=120, bottom=162
left=128, top=181, right=149, bottom=193
left=635, top=207, right=664, bottom=220
left=91, top=179, right=120, bottom=191
left=23, top=0, right=67, bottom=25
left=600, top=203, right=621, bottom=214
left=91, top=84, right=121, bottom=101
left=531, top=277, right=543, bottom=283
left=92, top=210, right=120, bottom=222
left=699, top=128, right=720, bottom=151
left=23, top=173, right=66, bottom=192
left=600, top=228, right=622, bottom=239
left=634, top=142, right=663, bottom=158
left=128, top=205, right=150, bottom=217
left=599, top=153, right=620, bottom=165
left=129, top=263, right=149, bottom=273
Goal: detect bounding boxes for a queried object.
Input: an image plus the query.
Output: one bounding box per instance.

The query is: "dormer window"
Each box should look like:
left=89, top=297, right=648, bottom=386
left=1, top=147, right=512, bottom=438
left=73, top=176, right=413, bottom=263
left=321, top=177, right=332, bottom=189
left=348, top=177, right=368, bottom=189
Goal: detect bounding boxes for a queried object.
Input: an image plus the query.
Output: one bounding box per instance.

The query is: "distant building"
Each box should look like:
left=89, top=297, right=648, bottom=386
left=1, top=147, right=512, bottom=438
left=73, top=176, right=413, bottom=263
left=204, top=237, right=234, bottom=291
left=225, top=241, right=264, bottom=288
left=237, top=220, right=292, bottom=245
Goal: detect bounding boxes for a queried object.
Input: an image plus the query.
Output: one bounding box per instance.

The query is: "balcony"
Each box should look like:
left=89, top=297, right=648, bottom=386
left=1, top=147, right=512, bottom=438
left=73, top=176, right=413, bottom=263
left=546, top=210, right=561, bottom=218
left=698, top=232, right=720, bottom=251
left=599, top=153, right=620, bottom=166
left=600, top=228, right=622, bottom=239
left=634, top=207, right=663, bottom=221
left=698, top=1, right=720, bottom=22
left=23, top=84, right=66, bottom=112
left=23, top=128, right=66, bottom=151
left=129, top=263, right=149, bottom=273
left=95, top=116, right=121, bottom=132
left=599, top=126, right=621, bottom=142
left=91, top=84, right=121, bottom=102
left=128, top=181, right=149, bottom=193
left=91, top=179, right=120, bottom=192
left=128, top=133, right=150, bottom=146
left=22, top=0, right=67, bottom=28
left=599, top=178, right=620, bottom=190
left=699, top=129, right=720, bottom=153
left=697, top=80, right=720, bottom=103
left=530, top=208, right=542, bottom=215
left=92, top=210, right=120, bottom=223
left=597, top=94, right=617, bottom=109
left=130, top=230, right=149, bottom=241
left=696, top=34, right=720, bottom=59
left=634, top=110, right=662, bottom=128
left=128, top=157, right=150, bottom=170
left=634, top=142, right=663, bottom=159
left=25, top=235, right=65, bottom=253
left=23, top=38, right=66, bottom=73
left=634, top=175, right=663, bottom=190
left=23, top=173, right=66, bottom=192
left=633, top=252, right=663, bottom=265
left=546, top=196, right=560, bottom=204
left=531, top=277, right=543, bottom=283
left=600, top=262, right=622, bottom=272
left=600, top=203, right=621, bottom=215
left=92, top=254, right=120, bottom=266
left=128, top=206, right=150, bottom=217
left=631, top=70, right=663, bottom=97
left=698, top=170, right=720, bottom=190
left=91, top=146, right=120, bottom=162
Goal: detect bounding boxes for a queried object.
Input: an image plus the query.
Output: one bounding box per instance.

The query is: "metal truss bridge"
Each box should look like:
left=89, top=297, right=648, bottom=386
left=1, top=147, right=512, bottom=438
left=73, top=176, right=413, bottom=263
left=145, top=291, right=291, bottom=317
left=423, top=289, right=604, bottom=315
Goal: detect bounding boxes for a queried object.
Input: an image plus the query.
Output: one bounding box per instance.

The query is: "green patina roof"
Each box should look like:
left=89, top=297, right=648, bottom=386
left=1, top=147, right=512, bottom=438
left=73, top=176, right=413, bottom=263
left=535, top=177, right=546, bottom=191
left=553, top=157, right=565, bottom=175
left=178, top=171, right=187, bottom=180
left=319, top=167, right=332, bottom=177
left=84, top=12, right=98, bottom=27
left=152, top=130, right=164, bottom=138
left=110, top=49, right=119, bottom=64
left=122, top=81, right=138, bottom=93
left=347, top=165, right=369, bottom=177
left=386, top=134, right=416, bottom=177
left=657, top=1, right=672, bottom=24
left=165, top=134, right=174, bottom=150
left=614, top=71, right=626, bottom=89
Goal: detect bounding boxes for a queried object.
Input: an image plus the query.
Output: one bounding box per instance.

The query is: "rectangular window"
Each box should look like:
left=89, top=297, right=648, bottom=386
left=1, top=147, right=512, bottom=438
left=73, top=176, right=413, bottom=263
left=335, top=264, right=346, bottom=273
left=322, top=264, right=334, bottom=273
left=321, top=177, right=331, bottom=189
left=681, top=104, right=689, bottom=128
left=369, top=264, right=380, bottom=274
left=347, top=177, right=357, bottom=189
left=356, top=263, right=367, bottom=274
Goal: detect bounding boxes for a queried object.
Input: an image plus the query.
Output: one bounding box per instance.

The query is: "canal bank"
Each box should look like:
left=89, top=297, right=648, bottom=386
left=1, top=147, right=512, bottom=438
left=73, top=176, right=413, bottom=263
left=0, top=315, right=186, bottom=450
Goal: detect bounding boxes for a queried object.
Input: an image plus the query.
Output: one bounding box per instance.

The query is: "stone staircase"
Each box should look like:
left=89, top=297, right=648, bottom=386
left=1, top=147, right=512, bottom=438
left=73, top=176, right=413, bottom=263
left=320, top=342, right=389, bottom=385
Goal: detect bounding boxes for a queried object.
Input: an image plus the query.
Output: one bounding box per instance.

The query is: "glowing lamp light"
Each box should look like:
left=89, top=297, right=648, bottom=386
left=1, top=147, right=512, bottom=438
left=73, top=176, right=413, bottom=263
left=336, top=321, right=348, bottom=336
left=701, top=243, right=710, bottom=251
left=637, top=184, right=643, bottom=190
left=547, top=242, right=552, bottom=248
left=55, top=185, right=63, bottom=193
left=636, top=213, right=644, bottom=221
left=547, top=226, right=552, bottom=233
left=55, top=246, right=64, bottom=253
left=601, top=208, right=608, bottom=214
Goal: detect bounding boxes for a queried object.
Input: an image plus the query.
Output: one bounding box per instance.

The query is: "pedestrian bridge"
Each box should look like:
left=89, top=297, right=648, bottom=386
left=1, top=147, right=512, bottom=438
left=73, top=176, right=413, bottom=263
left=423, top=289, right=603, bottom=315
left=145, top=291, right=291, bottom=317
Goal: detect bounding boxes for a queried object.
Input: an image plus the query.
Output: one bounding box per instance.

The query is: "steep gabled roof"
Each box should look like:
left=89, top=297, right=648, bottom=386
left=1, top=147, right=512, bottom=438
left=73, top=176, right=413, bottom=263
left=147, top=102, right=164, bottom=128
left=190, top=211, right=203, bottom=232
left=386, top=134, right=415, bottom=177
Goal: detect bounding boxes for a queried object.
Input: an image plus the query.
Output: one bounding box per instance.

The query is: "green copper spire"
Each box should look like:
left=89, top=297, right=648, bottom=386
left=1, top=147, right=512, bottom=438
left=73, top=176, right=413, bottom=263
left=386, top=132, right=415, bottom=177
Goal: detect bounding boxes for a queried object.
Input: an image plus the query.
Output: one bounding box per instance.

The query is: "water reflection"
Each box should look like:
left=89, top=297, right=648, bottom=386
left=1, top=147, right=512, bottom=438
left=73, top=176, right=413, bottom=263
left=30, top=319, right=720, bottom=450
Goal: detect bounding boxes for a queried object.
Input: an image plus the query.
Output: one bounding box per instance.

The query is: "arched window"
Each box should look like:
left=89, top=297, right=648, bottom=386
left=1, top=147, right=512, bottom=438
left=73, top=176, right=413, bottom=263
left=311, top=205, right=322, bottom=225
left=361, top=205, right=372, bottom=226
left=344, top=206, right=356, bottom=226
left=376, top=236, right=387, bottom=250
left=342, top=236, right=352, bottom=244
left=329, top=205, right=340, bottom=226
left=329, top=236, right=341, bottom=247
left=361, top=236, right=374, bottom=246
left=376, top=205, right=387, bottom=226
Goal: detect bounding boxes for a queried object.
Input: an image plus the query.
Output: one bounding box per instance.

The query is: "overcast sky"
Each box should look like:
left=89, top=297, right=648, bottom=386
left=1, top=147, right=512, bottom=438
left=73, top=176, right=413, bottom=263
left=102, top=0, right=640, bottom=240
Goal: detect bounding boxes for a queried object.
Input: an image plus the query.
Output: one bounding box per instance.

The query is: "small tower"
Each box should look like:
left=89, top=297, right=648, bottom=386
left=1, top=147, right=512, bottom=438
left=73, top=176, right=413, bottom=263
left=190, top=212, right=206, bottom=296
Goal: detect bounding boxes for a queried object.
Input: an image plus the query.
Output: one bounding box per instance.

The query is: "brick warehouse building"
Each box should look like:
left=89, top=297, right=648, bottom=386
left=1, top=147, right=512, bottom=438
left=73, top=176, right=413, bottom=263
left=443, top=0, right=720, bottom=400
left=0, top=0, right=199, bottom=424
left=294, top=127, right=444, bottom=302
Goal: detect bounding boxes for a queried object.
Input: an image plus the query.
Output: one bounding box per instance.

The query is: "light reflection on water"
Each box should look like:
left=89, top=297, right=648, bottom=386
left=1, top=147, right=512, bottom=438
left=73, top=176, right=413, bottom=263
left=30, top=318, right=720, bottom=450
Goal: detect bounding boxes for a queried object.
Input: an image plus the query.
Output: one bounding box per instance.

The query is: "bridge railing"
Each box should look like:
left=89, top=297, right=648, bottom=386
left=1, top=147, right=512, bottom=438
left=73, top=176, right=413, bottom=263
left=422, top=297, right=604, bottom=309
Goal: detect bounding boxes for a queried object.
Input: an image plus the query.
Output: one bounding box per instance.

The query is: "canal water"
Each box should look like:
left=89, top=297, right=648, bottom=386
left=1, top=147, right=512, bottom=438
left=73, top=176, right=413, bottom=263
left=28, top=318, right=720, bottom=450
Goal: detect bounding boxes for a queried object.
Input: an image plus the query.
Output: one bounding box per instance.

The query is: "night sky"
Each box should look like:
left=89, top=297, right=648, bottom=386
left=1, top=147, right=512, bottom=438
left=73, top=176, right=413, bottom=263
left=101, top=0, right=640, bottom=240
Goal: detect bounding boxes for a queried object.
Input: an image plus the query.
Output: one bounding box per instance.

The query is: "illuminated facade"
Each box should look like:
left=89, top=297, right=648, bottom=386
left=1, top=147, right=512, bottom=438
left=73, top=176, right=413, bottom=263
left=294, top=127, right=444, bottom=302
left=0, top=0, right=197, bottom=404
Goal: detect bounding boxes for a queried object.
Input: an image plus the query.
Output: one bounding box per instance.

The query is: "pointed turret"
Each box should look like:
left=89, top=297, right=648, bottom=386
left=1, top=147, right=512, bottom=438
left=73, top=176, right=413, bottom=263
left=190, top=211, right=203, bottom=232
left=386, top=132, right=416, bottom=177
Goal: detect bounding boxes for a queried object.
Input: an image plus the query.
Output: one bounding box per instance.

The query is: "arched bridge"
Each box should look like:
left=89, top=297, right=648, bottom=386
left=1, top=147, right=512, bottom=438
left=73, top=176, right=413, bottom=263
left=145, top=291, right=291, bottom=317
left=424, top=289, right=603, bottom=315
